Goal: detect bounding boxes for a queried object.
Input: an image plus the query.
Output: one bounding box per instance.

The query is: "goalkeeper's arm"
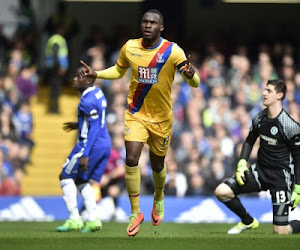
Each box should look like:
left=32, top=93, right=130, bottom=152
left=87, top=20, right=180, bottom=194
left=239, top=141, right=253, bottom=160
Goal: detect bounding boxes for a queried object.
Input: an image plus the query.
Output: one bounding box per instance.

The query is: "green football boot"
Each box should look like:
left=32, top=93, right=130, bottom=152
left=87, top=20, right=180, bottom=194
left=81, top=218, right=103, bottom=233
left=56, top=218, right=84, bottom=232
left=227, top=218, right=259, bottom=234
left=151, top=199, right=164, bottom=226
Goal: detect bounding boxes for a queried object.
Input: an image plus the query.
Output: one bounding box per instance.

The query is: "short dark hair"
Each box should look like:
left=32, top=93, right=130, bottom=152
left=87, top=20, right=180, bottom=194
left=145, top=9, right=164, bottom=24
left=267, top=79, right=286, bottom=100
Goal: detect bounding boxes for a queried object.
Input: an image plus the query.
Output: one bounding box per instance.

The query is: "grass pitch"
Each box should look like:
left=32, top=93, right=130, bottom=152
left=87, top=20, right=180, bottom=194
left=0, top=222, right=300, bottom=250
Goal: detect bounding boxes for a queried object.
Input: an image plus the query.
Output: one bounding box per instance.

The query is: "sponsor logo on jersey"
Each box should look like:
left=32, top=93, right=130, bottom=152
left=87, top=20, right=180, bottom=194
left=260, top=134, right=278, bottom=145
left=138, top=66, right=158, bottom=84
left=270, top=126, right=278, bottom=135
left=130, top=52, right=141, bottom=57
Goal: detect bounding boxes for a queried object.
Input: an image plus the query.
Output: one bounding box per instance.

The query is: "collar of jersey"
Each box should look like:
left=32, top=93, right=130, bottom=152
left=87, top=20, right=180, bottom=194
left=82, top=86, right=96, bottom=97
left=142, top=37, right=162, bottom=50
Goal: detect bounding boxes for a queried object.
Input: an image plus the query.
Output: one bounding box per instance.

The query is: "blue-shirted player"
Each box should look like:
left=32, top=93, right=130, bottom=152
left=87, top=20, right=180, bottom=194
left=56, top=67, right=111, bottom=233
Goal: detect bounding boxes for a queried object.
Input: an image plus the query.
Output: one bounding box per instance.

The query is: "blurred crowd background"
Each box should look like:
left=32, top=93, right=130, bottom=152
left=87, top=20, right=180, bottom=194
left=0, top=0, right=300, bottom=202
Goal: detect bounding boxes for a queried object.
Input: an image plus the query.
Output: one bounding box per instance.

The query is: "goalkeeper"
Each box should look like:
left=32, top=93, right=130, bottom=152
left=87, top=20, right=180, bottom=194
left=215, top=79, right=300, bottom=234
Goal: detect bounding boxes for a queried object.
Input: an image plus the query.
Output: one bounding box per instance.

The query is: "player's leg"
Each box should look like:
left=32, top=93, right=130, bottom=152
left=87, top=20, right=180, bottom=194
left=77, top=145, right=111, bottom=233
left=77, top=180, right=102, bottom=233
left=123, top=112, right=148, bottom=236
left=270, top=187, right=300, bottom=234
left=125, top=140, right=145, bottom=236
left=56, top=146, right=84, bottom=232
left=147, top=119, right=172, bottom=226
left=149, top=151, right=166, bottom=226
left=215, top=164, right=261, bottom=234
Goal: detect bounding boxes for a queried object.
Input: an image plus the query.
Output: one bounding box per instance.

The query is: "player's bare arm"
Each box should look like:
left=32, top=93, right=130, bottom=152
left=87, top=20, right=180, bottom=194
left=63, top=122, right=78, bottom=132
left=80, top=60, right=97, bottom=78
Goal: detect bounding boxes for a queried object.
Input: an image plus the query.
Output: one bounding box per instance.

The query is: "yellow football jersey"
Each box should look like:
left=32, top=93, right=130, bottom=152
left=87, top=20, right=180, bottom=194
left=117, top=37, right=187, bottom=123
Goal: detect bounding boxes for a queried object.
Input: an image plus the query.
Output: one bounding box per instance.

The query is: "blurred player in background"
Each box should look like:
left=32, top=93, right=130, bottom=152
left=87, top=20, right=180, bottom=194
left=56, top=67, right=111, bottom=233
left=215, top=79, right=300, bottom=234
left=80, top=9, right=200, bottom=236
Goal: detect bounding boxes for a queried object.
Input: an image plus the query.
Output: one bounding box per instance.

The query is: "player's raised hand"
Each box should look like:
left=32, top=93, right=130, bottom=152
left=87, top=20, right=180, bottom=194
left=63, top=122, right=78, bottom=132
left=80, top=60, right=97, bottom=78
left=183, top=55, right=195, bottom=79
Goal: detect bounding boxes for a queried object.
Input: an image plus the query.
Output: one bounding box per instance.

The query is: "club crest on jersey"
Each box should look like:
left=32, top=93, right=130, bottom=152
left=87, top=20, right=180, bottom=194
left=138, top=66, right=158, bottom=84
left=156, top=53, right=165, bottom=63
left=270, top=126, right=278, bottom=135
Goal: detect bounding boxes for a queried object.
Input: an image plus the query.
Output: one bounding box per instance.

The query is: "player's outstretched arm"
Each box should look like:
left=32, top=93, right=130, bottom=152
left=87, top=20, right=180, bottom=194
left=80, top=60, right=128, bottom=80
left=182, top=55, right=200, bottom=88
left=63, top=122, right=78, bottom=132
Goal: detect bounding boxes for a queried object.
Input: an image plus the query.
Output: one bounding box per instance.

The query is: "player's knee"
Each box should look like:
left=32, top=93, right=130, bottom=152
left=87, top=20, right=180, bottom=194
left=126, top=155, right=139, bottom=167
left=214, top=183, right=234, bottom=201
left=273, top=225, right=291, bottom=234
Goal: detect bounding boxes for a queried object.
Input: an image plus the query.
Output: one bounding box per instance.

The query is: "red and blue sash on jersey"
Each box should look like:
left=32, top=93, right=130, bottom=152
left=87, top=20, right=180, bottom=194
left=129, top=41, right=173, bottom=114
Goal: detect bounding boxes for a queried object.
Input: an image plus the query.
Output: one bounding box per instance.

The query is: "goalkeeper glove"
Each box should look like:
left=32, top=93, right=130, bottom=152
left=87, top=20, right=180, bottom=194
left=291, top=184, right=300, bottom=210
left=236, top=159, right=249, bottom=186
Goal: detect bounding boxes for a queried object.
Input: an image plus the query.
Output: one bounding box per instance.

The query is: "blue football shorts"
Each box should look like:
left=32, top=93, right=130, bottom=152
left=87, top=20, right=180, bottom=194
left=61, top=142, right=111, bottom=182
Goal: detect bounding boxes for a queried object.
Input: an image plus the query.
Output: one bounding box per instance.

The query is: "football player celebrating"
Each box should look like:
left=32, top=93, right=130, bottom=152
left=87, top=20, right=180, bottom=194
left=215, top=79, right=300, bottom=234
left=56, top=67, right=111, bottom=233
left=80, top=9, right=200, bottom=236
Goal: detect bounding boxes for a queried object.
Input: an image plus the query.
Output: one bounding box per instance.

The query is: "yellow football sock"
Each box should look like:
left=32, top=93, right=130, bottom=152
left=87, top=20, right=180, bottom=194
left=125, top=165, right=141, bottom=214
left=152, top=164, right=166, bottom=201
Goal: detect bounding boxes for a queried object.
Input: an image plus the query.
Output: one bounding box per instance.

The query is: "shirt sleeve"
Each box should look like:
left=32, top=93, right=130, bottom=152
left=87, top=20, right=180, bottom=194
left=172, top=44, right=187, bottom=72
left=245, top=119, right=259, bottom=146
left=116, top=41, right=130, bottom=69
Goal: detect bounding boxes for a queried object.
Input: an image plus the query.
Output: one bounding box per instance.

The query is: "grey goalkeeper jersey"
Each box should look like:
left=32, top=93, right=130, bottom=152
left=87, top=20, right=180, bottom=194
left=246, top=109, right=300, bottom=182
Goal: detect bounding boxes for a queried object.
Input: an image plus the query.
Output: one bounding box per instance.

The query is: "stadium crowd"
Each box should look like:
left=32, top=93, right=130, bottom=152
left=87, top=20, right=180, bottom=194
left=0, top=1, right=300, bottom=200
left=0, top=9, right=36, bottom=195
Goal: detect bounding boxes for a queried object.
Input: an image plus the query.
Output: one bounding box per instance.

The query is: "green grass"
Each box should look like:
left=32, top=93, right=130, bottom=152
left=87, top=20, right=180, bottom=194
left=0, top=222, right=300, bottom=250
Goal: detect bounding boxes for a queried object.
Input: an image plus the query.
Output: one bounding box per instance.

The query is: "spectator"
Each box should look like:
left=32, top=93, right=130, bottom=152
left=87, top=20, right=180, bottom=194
left=44, top=24, right=69, bottom=113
